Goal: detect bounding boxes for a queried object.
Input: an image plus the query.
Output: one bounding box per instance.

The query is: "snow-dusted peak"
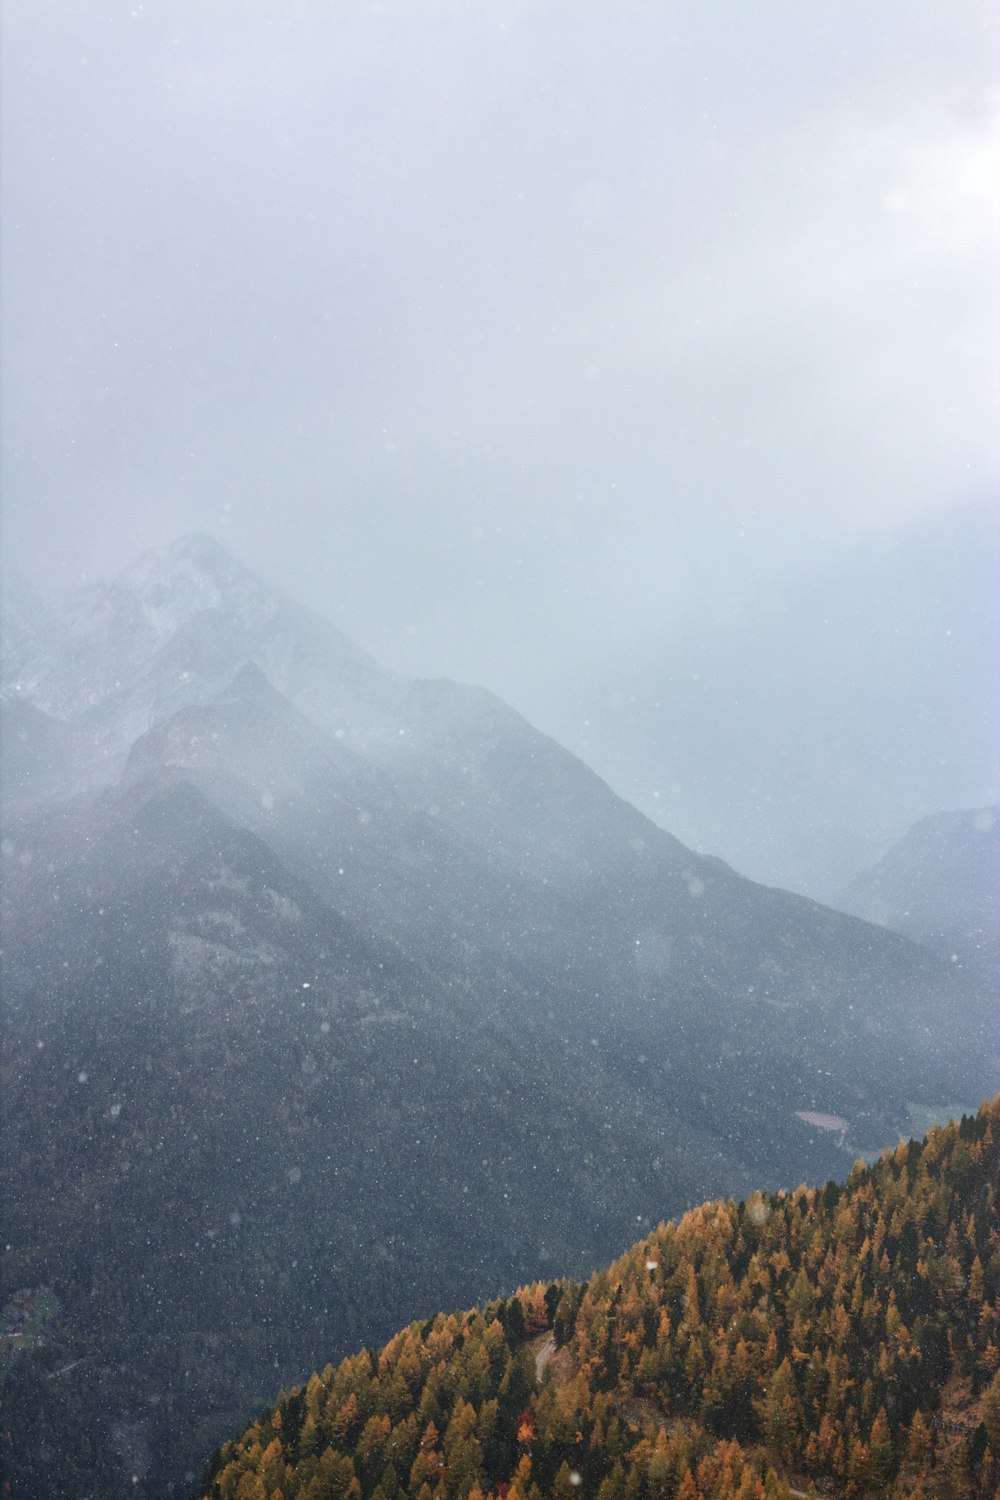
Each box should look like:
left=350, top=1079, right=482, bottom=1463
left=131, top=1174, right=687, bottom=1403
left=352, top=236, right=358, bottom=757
left=110, top=533, right=278, bottom=645
left=1, top=535, right=405, bottom=794
left=4, top=535, right=293, bottom=719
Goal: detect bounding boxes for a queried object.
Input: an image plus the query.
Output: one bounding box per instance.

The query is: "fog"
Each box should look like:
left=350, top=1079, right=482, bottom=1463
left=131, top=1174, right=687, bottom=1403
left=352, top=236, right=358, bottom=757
left=3, top=0, right=998, bottom=894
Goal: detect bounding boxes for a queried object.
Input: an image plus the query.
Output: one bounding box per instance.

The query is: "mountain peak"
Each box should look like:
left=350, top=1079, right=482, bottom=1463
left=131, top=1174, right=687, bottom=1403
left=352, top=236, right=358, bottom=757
left=89, top=533, right=285, bottom=663
left=0, top=534, right=401, bottom=775
left=111, top=531, right=256, bottom=594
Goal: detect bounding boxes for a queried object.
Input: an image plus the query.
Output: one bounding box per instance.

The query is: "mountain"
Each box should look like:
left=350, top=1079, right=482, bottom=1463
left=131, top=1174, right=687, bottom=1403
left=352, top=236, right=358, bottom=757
left=0, top=696, right=92, bottom=812
left=839, top=807, right=1000, bottom=981
left=195, top=1099, right=1000, bottom=1500
left=0, top=534, right=401, bottom=812
left=5, top=773, right=731, bottom=1496
left=2, top=536, right=997, bottom=1497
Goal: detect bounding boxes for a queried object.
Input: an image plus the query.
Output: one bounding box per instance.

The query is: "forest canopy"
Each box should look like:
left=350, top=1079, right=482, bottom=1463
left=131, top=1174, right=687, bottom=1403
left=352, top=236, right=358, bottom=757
left=199, top=1097, right=1000, bottom=1500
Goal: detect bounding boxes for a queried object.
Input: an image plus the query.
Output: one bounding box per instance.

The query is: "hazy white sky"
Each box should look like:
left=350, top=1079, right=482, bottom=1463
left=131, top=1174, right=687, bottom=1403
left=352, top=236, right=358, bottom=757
left=2, top=1, right=998, bottom=892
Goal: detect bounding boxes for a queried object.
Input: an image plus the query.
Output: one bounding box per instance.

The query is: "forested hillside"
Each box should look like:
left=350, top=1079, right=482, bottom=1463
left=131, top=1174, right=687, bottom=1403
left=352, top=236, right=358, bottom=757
left=199, top=1098, right=1000, bottom=1500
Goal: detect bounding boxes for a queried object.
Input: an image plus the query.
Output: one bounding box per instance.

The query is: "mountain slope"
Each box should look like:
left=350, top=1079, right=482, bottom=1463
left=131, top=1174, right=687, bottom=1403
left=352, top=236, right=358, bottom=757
left=196, top=1098, right=1000, bottom=1500
left=2, top=774, right=753, bottom=1498
left=110, top=658, right=998, bottom=1153
left=839, top=806, right=1000, bottom=980
left=11, top=538, right=991, bottom=1152
left=0, top=696, right=95, bottom=814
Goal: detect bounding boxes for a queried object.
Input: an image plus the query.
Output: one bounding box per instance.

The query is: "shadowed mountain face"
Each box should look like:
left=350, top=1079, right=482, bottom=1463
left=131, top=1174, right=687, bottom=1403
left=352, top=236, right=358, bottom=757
left=839, top=805, right=1000, bottom=981
left=2, top=537, right=996, bottom=1498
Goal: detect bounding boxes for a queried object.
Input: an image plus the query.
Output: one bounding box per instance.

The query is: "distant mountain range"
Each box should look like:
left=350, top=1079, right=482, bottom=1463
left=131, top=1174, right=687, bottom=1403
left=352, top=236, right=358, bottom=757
left=838, top=806, right=1000, bottom=982
left=2, top=536, right=996, bottom=1498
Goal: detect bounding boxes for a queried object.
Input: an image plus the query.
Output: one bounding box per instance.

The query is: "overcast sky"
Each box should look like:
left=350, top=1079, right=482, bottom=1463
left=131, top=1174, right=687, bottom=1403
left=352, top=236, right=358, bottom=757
left=2, top=1, right=998, bottom=894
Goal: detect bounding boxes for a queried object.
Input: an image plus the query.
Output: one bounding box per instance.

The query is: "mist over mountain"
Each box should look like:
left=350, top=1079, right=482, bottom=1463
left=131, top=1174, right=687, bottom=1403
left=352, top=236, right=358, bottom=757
left=559, top=505, right=1000, bottom=901
left=5, top=0, right=997, bottom=907
left=839, top=805, right=1000, bottom=982
left=2, top=536, right=996, bottom=1497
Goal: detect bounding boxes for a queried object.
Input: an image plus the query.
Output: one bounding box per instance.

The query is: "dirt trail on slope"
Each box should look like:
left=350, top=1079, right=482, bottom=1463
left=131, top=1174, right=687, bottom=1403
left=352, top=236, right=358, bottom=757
left=531, top=1332, right=556, bottom=1380
left=528, top=1330, right=577, bottom=1387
